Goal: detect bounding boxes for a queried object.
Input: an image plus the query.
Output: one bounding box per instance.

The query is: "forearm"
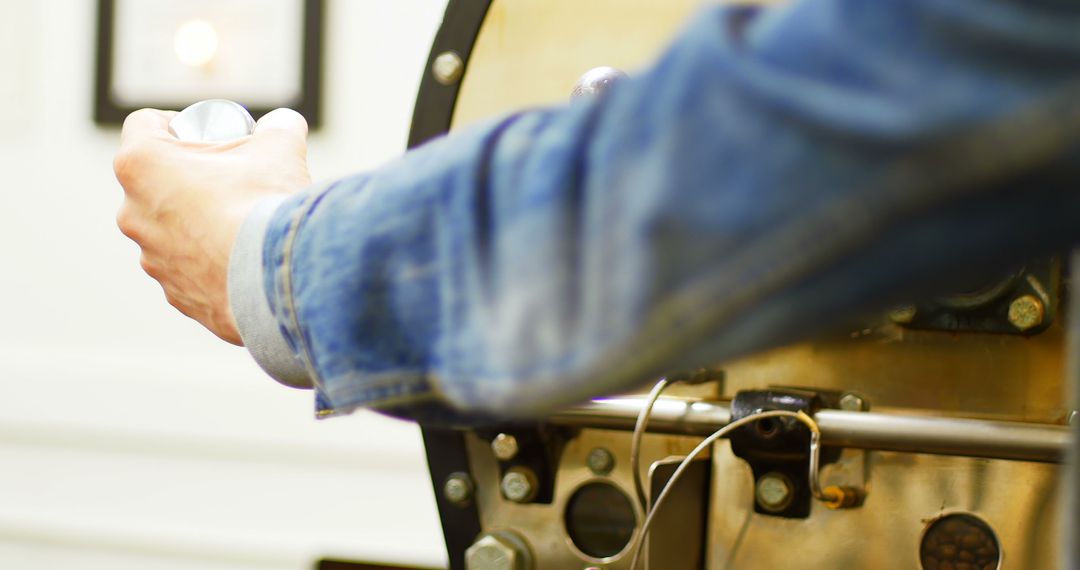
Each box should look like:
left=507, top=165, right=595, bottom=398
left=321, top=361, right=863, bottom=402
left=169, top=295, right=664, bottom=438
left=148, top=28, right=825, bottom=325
left=252, top=0, right=1080, bottom=418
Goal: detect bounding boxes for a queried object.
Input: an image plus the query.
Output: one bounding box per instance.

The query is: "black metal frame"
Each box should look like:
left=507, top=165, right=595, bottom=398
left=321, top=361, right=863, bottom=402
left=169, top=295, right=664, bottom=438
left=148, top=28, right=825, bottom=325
left=420, top=429, right=483, bottom=570
left=406, top=0, right=494, bottom=149
left=94, top=0, right=324, bottom=127
left=407, top=2, right=497, bottom=568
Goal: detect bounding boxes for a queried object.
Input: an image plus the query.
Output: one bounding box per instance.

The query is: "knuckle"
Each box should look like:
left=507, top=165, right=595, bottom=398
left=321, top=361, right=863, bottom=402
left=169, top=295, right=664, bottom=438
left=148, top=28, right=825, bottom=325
left=113, top=146, right=148, bottom=183
left=116, top=207, right=141, bottom=240
left=138, top=255, right=158, bottom=278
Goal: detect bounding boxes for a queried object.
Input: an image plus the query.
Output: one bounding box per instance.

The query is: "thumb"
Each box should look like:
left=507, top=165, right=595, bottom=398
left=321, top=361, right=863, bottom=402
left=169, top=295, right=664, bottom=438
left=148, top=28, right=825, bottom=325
left=253, top=108, right=309, bottom=148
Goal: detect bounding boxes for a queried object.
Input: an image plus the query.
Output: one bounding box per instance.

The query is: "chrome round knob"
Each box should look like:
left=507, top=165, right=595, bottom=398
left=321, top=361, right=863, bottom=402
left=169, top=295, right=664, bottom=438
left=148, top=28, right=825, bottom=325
left=571, top=66, right=627, bottom=100
left=169, top=99, right=255, bottom=142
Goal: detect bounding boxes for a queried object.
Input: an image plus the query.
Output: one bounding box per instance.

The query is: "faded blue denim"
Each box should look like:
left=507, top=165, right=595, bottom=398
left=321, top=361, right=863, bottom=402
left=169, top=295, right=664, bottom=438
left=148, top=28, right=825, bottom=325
left=262, top=0, right=1080, bottom=419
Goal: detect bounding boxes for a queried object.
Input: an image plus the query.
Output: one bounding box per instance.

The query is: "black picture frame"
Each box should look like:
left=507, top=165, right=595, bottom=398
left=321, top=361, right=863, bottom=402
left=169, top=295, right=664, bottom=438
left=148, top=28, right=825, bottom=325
left=94, top=0, right=323, bottom=127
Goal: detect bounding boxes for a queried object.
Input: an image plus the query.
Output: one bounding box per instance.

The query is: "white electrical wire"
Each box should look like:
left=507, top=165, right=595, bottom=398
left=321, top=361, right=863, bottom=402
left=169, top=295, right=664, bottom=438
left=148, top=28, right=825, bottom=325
left=628, top=409, right=819, bottom=570
left=630, top=378, right=672, bottom=510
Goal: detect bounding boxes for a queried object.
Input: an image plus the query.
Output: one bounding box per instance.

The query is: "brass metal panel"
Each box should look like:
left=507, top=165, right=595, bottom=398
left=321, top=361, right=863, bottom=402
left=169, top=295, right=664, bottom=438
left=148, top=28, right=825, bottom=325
left=452, top=0, right=710, bottom=129
left=465, top=429, right=704, bottom=569
left=720, top=320, right=1068, bottom=423
left=447, top=1, right=1068, bottom=567
left=707, top=443, right=1060, bottom=569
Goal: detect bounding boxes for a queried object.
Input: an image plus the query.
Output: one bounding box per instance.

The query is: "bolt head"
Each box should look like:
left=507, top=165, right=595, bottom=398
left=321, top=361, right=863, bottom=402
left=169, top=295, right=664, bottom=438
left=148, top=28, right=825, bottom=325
left=1008, top=295, right=1045, bottom=331
left=432, top=51, right=464, bottom=85
left=466, top=533, right=528, bottom=570
left=491, top=433, right=520, bottom=461
left=501, top=468, right=537, bottom=503
left=839, top=393, right=868, bottom=412
left=586, top=447, right=615, bottom=475
left=443, top=473, right=474, bottom=506
left=755, top=472, right=794, bottom=513
left=888, top=305, right=917, bottom=325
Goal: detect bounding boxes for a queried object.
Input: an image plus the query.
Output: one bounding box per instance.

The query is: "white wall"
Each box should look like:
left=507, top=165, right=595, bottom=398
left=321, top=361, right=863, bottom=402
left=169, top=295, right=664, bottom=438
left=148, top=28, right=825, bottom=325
left=0, top=1, right=449, bottom=568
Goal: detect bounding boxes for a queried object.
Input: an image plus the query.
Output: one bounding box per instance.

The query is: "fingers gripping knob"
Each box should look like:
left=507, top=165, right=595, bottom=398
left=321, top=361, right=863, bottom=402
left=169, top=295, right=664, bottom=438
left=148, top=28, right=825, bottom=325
left=169, top=99, right=255, bottom=142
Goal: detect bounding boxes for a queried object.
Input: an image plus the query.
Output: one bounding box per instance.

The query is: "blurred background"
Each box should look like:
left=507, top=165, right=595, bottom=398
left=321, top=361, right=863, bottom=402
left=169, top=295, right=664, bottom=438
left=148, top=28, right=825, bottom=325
left=0, top=1, right=449, bottom=568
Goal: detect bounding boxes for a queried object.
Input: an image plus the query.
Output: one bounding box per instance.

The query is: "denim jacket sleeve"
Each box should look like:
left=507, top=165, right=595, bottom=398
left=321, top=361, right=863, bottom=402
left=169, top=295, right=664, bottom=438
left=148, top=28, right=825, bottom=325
left=251, top=0, right=1080, bottom=418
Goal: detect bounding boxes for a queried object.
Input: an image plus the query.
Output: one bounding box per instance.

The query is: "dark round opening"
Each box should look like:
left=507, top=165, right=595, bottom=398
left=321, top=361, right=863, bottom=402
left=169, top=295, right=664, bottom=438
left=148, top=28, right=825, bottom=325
left=920, top=513, right=1001, bottom=570
left=564, top=482, right=637, bottom=559
left=756, top=418, right=778, bottom=437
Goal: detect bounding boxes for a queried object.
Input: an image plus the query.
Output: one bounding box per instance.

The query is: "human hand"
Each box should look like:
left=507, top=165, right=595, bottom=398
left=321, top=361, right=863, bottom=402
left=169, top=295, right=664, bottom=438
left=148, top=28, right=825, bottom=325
left=114, top=108, right=311, bottom=345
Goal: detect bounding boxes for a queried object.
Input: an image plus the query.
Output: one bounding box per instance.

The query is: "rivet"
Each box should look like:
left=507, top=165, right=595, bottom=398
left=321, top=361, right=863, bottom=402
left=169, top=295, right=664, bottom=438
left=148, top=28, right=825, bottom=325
left=432, top=51, right=464, bottom=85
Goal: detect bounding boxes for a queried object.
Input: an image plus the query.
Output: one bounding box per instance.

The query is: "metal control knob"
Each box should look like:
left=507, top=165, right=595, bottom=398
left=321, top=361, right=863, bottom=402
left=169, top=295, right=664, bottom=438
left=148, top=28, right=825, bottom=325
left=466, top=531, right=533, bottom=570
left=168, top=99, right=255, bottom=142
left=570, top=66, right=627, bottom=100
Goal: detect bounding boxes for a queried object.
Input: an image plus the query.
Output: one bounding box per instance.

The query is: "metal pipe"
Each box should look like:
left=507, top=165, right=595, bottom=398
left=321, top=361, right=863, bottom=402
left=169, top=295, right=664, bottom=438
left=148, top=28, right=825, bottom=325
left=554, top=397, right=730, bottom=436
left=552, top=396, right=1069, bottom=463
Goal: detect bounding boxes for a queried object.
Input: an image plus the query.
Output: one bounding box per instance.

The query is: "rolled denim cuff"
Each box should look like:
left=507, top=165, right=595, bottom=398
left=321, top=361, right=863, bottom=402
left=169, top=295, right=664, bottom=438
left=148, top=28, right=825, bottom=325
left=228, top=195, right=313, bottom=388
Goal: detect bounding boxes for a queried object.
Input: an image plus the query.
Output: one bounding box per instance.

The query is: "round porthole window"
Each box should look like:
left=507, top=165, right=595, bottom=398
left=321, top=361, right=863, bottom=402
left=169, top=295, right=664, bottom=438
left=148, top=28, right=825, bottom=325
left=564, top=482, right=637, bottom=560
left=919, top=513, right=1001, bottom=570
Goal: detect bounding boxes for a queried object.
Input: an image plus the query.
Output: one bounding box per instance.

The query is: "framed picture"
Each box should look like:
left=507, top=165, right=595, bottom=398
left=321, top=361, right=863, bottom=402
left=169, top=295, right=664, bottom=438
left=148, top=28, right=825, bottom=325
left=95, top=0, right=323, bottom=127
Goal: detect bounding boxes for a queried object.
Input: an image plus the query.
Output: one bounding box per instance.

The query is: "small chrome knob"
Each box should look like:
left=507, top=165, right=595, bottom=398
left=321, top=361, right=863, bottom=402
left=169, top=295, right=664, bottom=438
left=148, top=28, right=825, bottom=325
left=169, top=99, right=255, bottom=142
left=571, top=66, right=627, bottom=100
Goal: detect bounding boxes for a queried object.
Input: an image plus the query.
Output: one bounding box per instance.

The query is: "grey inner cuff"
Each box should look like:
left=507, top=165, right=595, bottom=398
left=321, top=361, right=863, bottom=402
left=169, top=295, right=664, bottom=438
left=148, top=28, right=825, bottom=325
left=228, top=195, right=313, bottom=389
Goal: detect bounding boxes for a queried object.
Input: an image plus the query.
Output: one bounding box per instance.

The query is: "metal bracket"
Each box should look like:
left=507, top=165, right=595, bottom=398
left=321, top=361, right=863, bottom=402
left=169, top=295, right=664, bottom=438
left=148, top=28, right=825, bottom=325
left=475, top=425, right=571, bottom=505
left=729, top=388, right=843, bottom=518
left=888, top=258, right=1058, bottom=335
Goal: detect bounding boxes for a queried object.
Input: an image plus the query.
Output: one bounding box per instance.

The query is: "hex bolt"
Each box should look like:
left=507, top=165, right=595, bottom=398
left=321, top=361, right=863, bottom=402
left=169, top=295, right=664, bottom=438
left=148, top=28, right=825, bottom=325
left=466, top=531, right=533, bottom=570
left=888, top=305, right=917, bottom=325
left=432, top=51, right=464, bottom=85
left=586, top=447, right=615, bottom=475
left=839, top=392, right=869, bottom=412
left=501, top=467, right=538, bottom=503
left=755, top=472, right=794, bottom=513
left=1008, top=294, right=1044, bottom=331
left=443, top=472, right=474, bottom=507
left=491, top=433, right=520, bottom=461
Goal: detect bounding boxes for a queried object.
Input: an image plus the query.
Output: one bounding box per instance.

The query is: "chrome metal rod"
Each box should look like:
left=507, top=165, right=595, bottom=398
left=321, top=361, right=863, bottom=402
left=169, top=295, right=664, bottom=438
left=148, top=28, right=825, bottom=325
left=552, top=396, right=1069, bottom=463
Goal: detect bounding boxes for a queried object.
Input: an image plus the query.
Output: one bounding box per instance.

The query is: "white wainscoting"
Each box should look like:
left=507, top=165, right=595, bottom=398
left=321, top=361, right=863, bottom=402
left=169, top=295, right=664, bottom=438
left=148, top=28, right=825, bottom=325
left=0, top=347, right=447, bottom=570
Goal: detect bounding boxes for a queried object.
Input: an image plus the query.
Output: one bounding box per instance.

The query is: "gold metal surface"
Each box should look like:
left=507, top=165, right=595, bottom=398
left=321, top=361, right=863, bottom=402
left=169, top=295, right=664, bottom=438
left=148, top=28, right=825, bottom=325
left=720, top=319, right=1067, bottom=423
left=708, top=446, right=1059, bottom=569
left=449, top=1, right=1067, bottom=567
left=465, top=429, right=705, bottom=570
left=452, top=0, right=709, bottom=129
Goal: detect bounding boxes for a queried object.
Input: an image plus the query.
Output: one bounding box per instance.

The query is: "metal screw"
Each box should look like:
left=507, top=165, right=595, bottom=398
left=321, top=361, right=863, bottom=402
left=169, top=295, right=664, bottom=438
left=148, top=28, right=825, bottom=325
left=839, top=392, right=869, bottom=412
left=432, top=51, right=464, bottom=85
left=443, top=472, right=474, bottom=506
left=1008, top=294, right=1044, bottom=331
left=586, top=447, right=615, bottom=475
left=755, top=472, right=794, bottom=513
left=888, top=305, right=917, bottom=325
left=491, top=433, right=520, bottom=461
left=501, top=467, right=538, bottom=503
left=466, top=532, right=532, bottom=570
